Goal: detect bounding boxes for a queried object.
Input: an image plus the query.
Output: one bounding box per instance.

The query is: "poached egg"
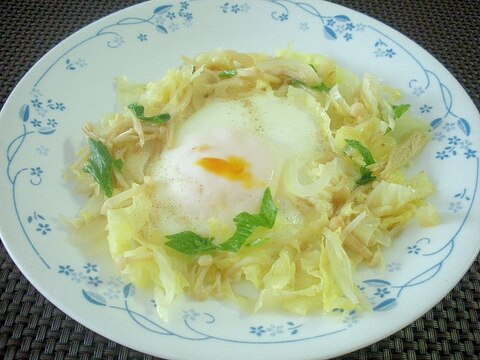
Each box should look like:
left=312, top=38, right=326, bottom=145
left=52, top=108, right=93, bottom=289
left=149, top=91, right=320, bottom=235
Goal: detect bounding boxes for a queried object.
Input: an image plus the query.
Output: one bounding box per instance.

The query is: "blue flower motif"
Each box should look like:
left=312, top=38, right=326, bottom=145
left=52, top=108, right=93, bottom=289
left=420, top=104, right=432, bottom=113
left=345, top=22, right=355, bottom=31
left=448, top=201, right=463, bottom=213
left=75, top=58, right=87, bottom=68
left=36, top=146, right=50, bottom=156
left=344, top=33, right=352, bottom=41
left=168, top=22, right=179, bottom=31
left=183, top=309, right=200, bottom=321
left=231, top=4, right=240, bottom=13
left=384, top=48, right=396, bottom=58
left=31, top=88, right=43, bottom=98
left=180, top=1, right=189, bottom=10
left=465, top=149, right=477, bottom=159
left=442, top=122, right=456, bottom=132
left=266, top=325, right=284, bottom=336
left=435, top=150, right=449, bottom=160
left=58, top=265, right=75, bottom=276
left=103, top=288, right=121, bottom=300
left=239, top=3, right=250, bottom=12
left=36, top=223, right=51, bottom=235
left=374, top=287, right=391, bottom=298
left=113, top=35, right=125, bottom=47
left=47, top=118, right=58, bottom=127
left=31, top=99, right=43, bottom=109
left=326, top=18, right=336, bottom=26
left=137, top=33, right=148, bottom=41
left=106, top=276, right=124, bottom=288
left=70, top=271, right=86, bottom=283
left=299, top=22, right=309, bottom=31
left=88, top=276, right=103, bottom=287
left=460, top=140, right=472, bottom=149
left=83, top=263, right=98, bottom=273
left=335, top=24, right=346, bottom=33
left=412, top=86, right=425, bottom=97
left=432, top=131, right=445, bottom=141
left=166, top=11, right=176, bottom=20
left=387, top=262, right=402, bottom=272
left=30, top=119, right=42, bottom=127
left=355, top=23, right=366, bottom=31
left=278, top=13, right=288, bottom=21
left=35, top=107, right=47, bottom=117
left=448, top=136, right=461, bottom=145
left=30, top=167, right=43, bottom=176
left=183, top=12, right=193, bottom=21
left=55, top=102, right=66, bottom=111
left=407, top=244, right=421, bottom=254
left=250, top=326, right=266, bottom=337
left=374, top=48, right=385, bottom=58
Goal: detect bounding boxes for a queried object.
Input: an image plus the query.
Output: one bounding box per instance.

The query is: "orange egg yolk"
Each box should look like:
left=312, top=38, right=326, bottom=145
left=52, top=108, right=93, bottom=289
left=195, top=156, right=265, bottom=189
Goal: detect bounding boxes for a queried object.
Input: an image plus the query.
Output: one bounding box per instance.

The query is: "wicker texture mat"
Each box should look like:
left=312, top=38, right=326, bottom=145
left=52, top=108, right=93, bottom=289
left=1, top=1, right=479, bottom=359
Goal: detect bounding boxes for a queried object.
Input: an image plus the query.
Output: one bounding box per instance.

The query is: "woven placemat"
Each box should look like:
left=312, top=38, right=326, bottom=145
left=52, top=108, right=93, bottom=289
left=1, top=1, right=479, bottom=359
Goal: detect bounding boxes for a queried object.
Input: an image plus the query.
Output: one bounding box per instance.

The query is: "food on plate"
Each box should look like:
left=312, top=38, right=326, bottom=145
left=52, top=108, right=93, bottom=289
left=67, top=48, right=439, bottom=321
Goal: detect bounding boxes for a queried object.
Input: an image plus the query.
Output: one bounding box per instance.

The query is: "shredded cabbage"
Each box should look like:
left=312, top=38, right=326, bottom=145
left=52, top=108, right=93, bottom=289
left=67, top=47, right=439, bottom=321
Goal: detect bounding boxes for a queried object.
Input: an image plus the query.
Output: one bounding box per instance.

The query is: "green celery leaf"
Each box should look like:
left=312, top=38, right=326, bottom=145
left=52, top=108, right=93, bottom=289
left=165, top=188, right=278, bottom=255
left=218, top=69, right=238, bottom=78
left=219, top=188, right=277, bottom=252
left=113, top=158, right=124, bottom=171
left=291, top=79, right=330, bottom=93
left=311, top=83, right=331, bottom=92
left=345, top=139, right=375, bottom=166
left=392, top=103, right=410, bottom=120
left=290, top=79, right=306, bottom=88
left=345, top=139, right=377, bottom=186
left=165, top=231, right=217, bottom=255
left=82, top=138, right=120, bottom=197
left=356, top=166, right=376, bottom=185
left=127, top=103, right=171, bottom=124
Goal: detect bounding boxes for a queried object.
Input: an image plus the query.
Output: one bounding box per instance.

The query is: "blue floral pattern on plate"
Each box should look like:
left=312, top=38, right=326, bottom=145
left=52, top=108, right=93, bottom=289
left=1, top=1, right=478, bottom=359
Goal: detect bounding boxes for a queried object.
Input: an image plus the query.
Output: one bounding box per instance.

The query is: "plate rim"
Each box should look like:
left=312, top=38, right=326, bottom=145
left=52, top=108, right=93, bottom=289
left=1, top=0, right=479, bottom=359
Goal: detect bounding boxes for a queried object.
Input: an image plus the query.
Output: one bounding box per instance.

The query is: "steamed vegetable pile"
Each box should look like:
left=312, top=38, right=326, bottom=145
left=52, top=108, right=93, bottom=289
left=68, top=48, right=439, bottom=320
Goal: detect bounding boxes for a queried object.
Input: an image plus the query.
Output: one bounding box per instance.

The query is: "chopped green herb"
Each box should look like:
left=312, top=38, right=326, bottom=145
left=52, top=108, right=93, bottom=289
left=218, top=69, right=238, bottom=78
left=220, top=188, right=277, bottom=252
left=291, top=79, right=330, bottom=93
left=83, top=138, right=123, bottom=197
left=127, top=103, right=171, bottom=124
left=345, top=139, right=375, bottom=166
left=290, top=79, right=306, bottom=88
left=165, top=231, right=217, bottom=255
left=357, top=167, right=376, bottom=185
left=392, top=103, right=410, bottom=120
left=164, top=188, right=278, bottom=255
left=345, top=139, right=377, bottom=186
left=311, top=83, right=331, bottom=93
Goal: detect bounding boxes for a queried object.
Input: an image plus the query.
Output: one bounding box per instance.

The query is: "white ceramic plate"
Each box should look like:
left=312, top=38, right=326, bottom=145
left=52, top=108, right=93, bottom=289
left=1, top=1, right=479, bottom=359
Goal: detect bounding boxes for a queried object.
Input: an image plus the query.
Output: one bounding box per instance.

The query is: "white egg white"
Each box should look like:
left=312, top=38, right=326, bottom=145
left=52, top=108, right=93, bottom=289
left=148, top=92, right=321, bottom=235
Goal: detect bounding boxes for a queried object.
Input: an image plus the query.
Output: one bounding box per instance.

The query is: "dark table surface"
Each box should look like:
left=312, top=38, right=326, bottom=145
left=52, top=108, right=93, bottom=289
left=1, top=1, right=479, bottom=359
